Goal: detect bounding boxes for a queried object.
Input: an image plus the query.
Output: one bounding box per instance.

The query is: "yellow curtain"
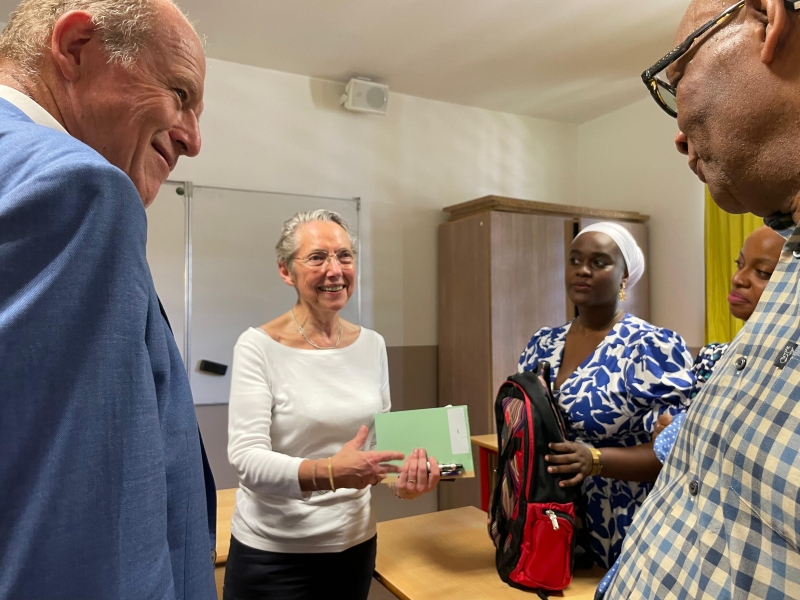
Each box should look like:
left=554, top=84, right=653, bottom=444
left=704, top=187, right=763, bottom=344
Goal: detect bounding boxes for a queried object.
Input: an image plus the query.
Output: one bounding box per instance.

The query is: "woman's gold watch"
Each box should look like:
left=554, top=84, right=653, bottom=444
left=588, top=446, right=603, bottom=476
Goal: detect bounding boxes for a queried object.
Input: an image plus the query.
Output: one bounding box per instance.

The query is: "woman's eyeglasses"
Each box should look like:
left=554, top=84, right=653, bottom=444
left=298, top=249, right=356, bottom=268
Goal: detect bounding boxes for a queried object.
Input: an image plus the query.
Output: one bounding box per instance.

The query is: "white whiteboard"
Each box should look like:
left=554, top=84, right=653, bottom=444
left=146, top=183, right=360, bottom=405
left=146, top=182, right=186, bottom=359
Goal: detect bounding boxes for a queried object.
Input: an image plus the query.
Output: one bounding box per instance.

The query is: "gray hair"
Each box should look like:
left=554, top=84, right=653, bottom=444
left=0, top=0, right=190, bottom=73
left=276, top=210, right=357, bottom=271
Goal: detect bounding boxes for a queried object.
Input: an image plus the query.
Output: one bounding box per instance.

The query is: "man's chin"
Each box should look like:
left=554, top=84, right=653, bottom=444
left=707, top=184, right=750, bottom=216
left=139, top=188, right=156, bottom=208
left=136, top=178, right=163, bottom=209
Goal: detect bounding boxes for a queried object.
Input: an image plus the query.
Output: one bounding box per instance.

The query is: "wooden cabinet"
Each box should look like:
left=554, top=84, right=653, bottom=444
left=438, top=197, right=649, bottom=510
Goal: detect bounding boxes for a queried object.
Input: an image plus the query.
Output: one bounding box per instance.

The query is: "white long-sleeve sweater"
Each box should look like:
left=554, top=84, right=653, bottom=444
left=227, top=326, right=390, bottom=554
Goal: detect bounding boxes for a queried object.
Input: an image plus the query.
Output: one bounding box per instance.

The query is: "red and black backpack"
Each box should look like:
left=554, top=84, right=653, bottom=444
left=488, top=363, right=583, bottom=596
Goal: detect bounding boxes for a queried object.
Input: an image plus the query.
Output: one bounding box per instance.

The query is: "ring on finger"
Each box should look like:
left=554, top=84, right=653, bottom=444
left=408, top=479, right=417, bottom=483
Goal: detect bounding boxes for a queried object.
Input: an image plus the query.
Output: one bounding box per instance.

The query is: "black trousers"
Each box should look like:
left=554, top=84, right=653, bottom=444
left=223, top=535, right=377, bottom=600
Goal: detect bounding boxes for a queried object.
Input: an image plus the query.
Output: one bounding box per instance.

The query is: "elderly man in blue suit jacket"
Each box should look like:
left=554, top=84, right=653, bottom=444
left=0, top=1, right=216, bottom=599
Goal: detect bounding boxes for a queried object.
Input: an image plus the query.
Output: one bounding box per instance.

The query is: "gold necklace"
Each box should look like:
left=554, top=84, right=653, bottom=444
left=291, top=307, right=342, bottom=350
left=575, top=310, right=623, bottom=340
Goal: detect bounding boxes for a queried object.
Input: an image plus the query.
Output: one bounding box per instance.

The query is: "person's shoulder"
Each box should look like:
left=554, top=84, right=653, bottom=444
left=232, top=328, right=274, bottom=372
left=622, top=314, right=686, bottom=345
left=619, top=313, right=656, bottom=334
left=525, top=324, right=564, bottom=348
left=621, top=315, right=692, bottom=367
left=519, top=325, right=565, bottom=371
left=0, top=108, right=99, bottom=166
left=356, top=326, right=386, bottom=350
left=0, top=125, right=145, bottom=263
left=0, top=113, right=139, bottom=212
left=33, top=136, right=132, bottom=191
left=236, top=326, right=272, bottom=349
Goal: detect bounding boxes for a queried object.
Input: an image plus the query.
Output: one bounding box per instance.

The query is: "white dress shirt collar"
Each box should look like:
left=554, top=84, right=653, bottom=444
left=0, top=84, right=68, bottom=134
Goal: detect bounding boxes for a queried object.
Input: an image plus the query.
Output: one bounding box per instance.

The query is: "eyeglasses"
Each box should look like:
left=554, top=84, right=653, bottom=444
left=298, top=249, right=356, bottom=268
left=641, top=1, right=744, bottom=118
left=643, top=1, right=800, bottom=118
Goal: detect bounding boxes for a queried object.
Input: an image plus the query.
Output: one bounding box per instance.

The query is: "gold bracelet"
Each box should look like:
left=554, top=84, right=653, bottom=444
left=311, top=459, right=320, bottom=492
left=327, top=457, right=336, bottom=492
left=588, top=446, right=603, bottom=476
left=391, top=483, right=410, bottom=500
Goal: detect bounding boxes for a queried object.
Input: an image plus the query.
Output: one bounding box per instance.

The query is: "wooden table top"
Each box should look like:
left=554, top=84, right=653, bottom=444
left=216, top=488, right=237, bottom=565
left=375, top=506, right=604, bottom=600
left=471, top=434, right=498, bottom=452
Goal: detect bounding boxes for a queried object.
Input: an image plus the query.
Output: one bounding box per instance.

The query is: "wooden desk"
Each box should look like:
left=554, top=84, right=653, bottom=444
left=215, top=488, right=237, bottom=600
left=471, top=434, right=498, bottom=452
left=376, top=506, right=603, bottom=600
left=471, top=434, right=498, bottom=511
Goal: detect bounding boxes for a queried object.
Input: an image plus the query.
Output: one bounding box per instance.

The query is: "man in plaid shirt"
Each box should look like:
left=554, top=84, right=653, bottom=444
left=604, top=0, right=800, bottom=598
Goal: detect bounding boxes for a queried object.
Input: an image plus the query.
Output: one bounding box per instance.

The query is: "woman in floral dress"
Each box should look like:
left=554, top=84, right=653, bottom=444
left=518, top=222, right=696, bottom=568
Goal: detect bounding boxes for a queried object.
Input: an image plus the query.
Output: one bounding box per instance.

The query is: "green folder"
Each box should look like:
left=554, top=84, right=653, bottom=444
left=374, top=405, right=474, bottom=480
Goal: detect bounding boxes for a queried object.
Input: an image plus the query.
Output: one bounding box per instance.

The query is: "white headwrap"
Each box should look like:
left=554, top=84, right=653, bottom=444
left=574, top=222, right=645, bottom=289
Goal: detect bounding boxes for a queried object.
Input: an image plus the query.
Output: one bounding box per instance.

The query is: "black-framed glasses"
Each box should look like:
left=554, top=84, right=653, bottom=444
left=642, top=1, right=800, bottom=118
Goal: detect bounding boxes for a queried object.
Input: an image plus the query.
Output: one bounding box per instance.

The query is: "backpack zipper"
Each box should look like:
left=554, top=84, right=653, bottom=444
left=544, top=509, right=574, bottom=531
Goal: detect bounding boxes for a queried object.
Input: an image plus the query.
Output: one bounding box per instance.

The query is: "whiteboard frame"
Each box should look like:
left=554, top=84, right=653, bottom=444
left=167, top=180, right=361, bottom=381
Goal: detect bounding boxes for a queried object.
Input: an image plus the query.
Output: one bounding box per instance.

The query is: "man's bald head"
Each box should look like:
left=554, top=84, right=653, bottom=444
left=667, top=0, right=800, bottom=220
left=675, top=0, right=734, bottom=44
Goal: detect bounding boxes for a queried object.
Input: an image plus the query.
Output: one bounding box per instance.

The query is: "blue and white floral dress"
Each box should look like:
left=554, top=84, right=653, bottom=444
left=517, top=313, right=696, bottom=568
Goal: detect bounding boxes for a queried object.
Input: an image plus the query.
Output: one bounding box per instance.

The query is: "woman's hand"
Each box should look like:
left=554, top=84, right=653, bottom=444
left=652, top=412, right=673, bottom=441
left=545, top=441, right=593, bottom=487
left=392, top=448, right=440, bottom=499
left=331, top=425, right=404, bottom=489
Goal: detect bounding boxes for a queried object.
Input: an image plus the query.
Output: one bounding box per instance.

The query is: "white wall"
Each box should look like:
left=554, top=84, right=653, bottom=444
left=172, top=58, right=580, bottom=347
left=576, top=97, right=705, bottom=347
left=2, top=19, right=705, bottom=347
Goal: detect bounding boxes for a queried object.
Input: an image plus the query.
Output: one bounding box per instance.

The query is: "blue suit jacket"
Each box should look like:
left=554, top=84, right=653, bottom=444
left=0, top=99, right=216, bottom=600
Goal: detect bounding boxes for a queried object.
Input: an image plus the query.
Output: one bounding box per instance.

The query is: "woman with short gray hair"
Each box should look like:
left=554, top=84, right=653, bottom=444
left=225, top=210, right=440, bottom=600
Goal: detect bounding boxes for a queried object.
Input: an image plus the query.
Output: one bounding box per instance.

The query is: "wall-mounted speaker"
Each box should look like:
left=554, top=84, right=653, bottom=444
left=340, top=78, right=389, bottom=115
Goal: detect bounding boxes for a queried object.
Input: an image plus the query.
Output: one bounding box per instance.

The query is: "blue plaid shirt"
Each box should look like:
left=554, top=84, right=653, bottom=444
left=605, top=216, right=800, bottom=599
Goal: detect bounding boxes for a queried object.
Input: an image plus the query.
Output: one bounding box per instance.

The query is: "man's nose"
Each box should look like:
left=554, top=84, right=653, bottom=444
left=674, top=130, right=689, bottom=156
left=172, top=113, right=202, bottom=158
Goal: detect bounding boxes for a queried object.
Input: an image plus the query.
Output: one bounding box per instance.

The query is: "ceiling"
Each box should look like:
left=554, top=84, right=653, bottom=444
left=0, top=0, right=688, bottom=123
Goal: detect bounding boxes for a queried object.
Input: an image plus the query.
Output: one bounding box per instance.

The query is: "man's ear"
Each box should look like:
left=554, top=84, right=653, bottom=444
left=50, top=10, right=96, bottom=82
left=749, top=0, right=791, bottom=64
